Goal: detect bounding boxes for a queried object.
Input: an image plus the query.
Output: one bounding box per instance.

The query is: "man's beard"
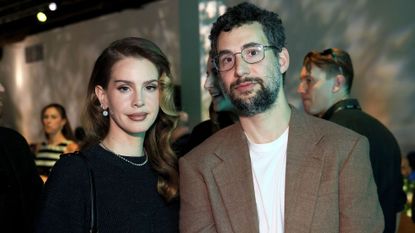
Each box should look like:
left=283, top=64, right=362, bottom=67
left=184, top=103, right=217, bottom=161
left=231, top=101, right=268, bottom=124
left=225, top=74, right=282, bottom=117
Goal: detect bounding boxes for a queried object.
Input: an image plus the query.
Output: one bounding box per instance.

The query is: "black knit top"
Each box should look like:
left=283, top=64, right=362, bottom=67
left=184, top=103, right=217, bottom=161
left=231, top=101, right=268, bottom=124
left=35, top=144, right=179, bottom=233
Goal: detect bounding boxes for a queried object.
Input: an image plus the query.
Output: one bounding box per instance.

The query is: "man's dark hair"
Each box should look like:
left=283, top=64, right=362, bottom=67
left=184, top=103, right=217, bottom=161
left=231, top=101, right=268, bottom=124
left=303, top=48, right=354, bottom=94
left=209, top=2, right=286, bottom=62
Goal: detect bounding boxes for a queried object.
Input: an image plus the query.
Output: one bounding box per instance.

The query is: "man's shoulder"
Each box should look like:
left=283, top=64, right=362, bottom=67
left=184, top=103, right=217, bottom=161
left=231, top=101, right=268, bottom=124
left=0, top=126, right=29, bottom=146
left=181, top=123, right=239, bottom=163
left=0, top=126, right=24, bottom=139
left=330, top=109, right=398, bottom=142
left=295, top=109, right=364, bottom=141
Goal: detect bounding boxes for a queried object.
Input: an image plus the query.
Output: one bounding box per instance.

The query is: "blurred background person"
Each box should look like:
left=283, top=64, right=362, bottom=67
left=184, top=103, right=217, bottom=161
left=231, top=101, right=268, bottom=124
left=183, top=55, right=237, bottom=155
left=0, top=81, right=43, bottom=233
left=35, top=37, right=179, bottom=233
left=298, top=48, right=406, bottom=233
left=402, top=151, right=415, bottom=223
left=34, top=103, right=79, bottom=180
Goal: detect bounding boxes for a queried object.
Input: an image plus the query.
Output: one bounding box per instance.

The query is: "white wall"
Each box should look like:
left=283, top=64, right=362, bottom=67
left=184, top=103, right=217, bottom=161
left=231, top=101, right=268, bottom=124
left=0, top=0, right=179, bottom=143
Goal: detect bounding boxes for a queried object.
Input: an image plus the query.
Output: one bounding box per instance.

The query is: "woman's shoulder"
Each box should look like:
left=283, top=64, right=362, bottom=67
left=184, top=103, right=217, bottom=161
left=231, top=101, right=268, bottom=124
left=44, top=152, right=91, bottom=193
left=52, top=152, right=86, bottom=172
left=64, top=140, right=80, bottom=153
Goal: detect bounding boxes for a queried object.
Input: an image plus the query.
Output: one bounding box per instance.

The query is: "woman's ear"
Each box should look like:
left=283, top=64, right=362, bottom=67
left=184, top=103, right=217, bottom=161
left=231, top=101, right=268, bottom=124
left=278, top=47, right=290, bottom=74
left=59, top=118, right=67, bottom=130
left=95, top=85, right=107, bottom=108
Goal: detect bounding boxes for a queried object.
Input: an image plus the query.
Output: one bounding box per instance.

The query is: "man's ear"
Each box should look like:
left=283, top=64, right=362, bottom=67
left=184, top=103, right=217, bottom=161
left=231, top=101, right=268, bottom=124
left=278, top=47, right=290, bottom=74
left=95, top=85, right=108, bottom=108
left=332, top=74, right=346, bottom=93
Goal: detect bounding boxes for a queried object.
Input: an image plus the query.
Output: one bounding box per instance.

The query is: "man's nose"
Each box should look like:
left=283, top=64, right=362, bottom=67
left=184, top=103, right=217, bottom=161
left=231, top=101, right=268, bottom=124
left=297, top=81, right=307, bottom=94
left=234, top=55, right=249, bottom=77
left=204, top=75, right=213, bottom=91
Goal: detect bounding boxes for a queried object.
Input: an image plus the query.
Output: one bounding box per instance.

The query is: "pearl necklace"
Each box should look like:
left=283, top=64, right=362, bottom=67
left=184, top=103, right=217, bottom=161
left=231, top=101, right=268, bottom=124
left=99, top=143, right=148, bottom=167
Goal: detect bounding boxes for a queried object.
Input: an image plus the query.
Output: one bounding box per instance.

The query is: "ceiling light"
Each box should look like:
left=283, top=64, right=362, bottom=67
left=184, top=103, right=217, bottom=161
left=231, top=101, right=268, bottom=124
left=37, top=12, right=47, bottom=22
left=49, top=2, right=57, bottom=11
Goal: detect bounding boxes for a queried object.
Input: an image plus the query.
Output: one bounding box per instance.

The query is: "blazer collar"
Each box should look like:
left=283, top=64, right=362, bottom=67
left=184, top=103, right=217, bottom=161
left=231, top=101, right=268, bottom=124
left=211, top=108, right=326, bottom=233
left=285, top=108, right=326, bottom=232
left=211, top=122, right=259, bottom=233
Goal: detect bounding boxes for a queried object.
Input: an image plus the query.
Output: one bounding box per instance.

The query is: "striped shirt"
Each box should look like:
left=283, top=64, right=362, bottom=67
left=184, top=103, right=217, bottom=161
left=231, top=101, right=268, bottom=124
left=35, top=140, right=73, bottom=176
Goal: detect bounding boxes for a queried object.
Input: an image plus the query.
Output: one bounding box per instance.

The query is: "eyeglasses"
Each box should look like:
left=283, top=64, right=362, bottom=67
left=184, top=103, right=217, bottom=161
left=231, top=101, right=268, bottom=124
left=320, top=48, right=344, bottom=75
left=214, top=44, right=277, bottom=72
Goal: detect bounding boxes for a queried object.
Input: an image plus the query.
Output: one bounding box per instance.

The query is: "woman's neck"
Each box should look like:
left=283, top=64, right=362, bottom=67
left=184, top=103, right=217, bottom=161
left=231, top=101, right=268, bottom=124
left=47, top=132, right=67, bottom=145
left=102, top=132, right=145, bottom=157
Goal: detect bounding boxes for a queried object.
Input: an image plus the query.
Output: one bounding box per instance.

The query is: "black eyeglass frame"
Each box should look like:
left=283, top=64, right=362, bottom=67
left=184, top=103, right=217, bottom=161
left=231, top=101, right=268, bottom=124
left=213, top=44, right=277, bottom=72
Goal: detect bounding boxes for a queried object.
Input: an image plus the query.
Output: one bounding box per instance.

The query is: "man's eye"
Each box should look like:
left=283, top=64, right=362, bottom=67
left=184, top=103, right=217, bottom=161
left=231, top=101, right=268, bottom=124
left=220, top=55, right=233, bottom=65
left=246, top=48, right=260, bottom=57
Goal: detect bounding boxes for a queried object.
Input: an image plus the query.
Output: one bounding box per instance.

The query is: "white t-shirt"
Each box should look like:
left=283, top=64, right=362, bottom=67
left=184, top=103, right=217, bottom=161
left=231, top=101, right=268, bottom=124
left=247, top=128, right=289, bottom=233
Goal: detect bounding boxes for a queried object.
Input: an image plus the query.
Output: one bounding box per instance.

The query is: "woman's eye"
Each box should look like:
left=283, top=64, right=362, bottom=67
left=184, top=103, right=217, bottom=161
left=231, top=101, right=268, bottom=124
left=117, top=86, right=130, bottom=92
left=146, top=84, right=158, bottom=92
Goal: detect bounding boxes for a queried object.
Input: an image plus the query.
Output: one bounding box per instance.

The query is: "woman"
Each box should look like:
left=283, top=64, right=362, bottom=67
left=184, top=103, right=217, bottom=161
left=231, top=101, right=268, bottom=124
left=35, top=103, right=79, bottom=179
left=35, top=37, right=179, bottom=232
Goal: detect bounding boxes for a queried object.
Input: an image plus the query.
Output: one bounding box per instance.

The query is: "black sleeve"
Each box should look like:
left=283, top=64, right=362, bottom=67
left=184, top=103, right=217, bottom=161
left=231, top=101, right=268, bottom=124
left=183, top=121, right=213, bottom=156
left=0, top=127, right=44, bottom=233
left=35, top=154, right=90, bottom=233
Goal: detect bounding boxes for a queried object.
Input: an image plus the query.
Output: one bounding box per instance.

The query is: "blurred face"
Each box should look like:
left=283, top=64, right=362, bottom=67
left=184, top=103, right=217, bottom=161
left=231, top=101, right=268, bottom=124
left=203, top=57, right=233, bottom=112
left=401, top=157, right=411, bottom=178
left=217, top=22, right=286, bottom=116
left=297, top=64, right=335, bottom=117
left=42, top=107, right=66, bottom=136
left=0, top=82, right=4, bottom=117
left=96, top=57, right=160, bottom=137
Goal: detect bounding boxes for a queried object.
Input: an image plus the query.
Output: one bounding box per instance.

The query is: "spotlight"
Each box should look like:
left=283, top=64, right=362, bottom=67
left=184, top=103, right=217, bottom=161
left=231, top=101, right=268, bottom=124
left=37, top=12, right=47, bottom=22
left=49, top=2, right=57, bottom=11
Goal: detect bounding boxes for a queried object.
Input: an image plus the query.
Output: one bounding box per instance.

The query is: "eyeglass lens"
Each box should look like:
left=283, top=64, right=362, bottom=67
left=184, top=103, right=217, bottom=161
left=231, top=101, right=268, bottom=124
left=217, top=45, right=269, bottom=72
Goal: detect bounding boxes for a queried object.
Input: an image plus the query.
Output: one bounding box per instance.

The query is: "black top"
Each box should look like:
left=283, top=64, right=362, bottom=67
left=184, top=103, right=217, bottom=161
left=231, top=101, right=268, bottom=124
left=184, top=111, right=235, bottom=155
left=323, top=99, right=406, bottom=233
left=35, top=144, right=179, bottom=233
left=0, top=127, right=43, bottom=233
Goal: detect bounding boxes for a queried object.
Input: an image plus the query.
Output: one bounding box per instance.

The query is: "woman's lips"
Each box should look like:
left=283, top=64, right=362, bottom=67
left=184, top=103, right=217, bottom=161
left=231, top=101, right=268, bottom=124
left=127, top=113, right=148, bottom=121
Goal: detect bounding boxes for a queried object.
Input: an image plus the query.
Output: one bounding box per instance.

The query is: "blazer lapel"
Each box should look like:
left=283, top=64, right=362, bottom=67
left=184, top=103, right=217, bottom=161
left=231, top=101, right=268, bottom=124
left=285, top=109, right=326, bottom=232
left=212, top=123, right=259, bottom=233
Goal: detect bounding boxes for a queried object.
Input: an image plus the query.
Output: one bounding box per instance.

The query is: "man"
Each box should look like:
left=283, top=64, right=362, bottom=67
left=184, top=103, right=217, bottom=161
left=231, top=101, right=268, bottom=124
left=297, top=48, right=406, bottom=233
left=184, top=54, right=237, bottom=153
left=180, top=2, right=383, bottom=233
left=0, top=81, right=43, bottom=233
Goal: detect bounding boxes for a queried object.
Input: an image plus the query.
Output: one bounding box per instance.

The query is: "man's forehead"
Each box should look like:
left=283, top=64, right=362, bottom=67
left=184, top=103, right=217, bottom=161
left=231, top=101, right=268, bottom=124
left=217, top=22, right=268, bottom=51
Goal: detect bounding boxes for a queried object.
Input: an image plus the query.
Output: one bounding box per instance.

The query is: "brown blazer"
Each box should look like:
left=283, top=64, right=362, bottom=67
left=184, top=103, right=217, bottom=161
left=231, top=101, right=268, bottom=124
left=180, top=108, right=384, bottom=233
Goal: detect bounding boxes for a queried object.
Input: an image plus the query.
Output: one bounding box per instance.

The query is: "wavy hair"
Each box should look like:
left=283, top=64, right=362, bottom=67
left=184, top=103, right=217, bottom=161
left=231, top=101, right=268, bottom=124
left=85, top=37, right=179, bottom=201
left=41, top=103, right=75, bottom=141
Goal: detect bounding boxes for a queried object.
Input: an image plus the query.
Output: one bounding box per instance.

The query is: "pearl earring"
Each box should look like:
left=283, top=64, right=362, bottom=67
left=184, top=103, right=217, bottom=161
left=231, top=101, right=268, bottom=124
left=101, top=104, right=109, bottom=117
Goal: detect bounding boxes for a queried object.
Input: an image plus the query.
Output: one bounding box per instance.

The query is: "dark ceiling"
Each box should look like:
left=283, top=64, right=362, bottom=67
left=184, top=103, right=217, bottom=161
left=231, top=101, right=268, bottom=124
left=0, top=0, right=159, bottom=46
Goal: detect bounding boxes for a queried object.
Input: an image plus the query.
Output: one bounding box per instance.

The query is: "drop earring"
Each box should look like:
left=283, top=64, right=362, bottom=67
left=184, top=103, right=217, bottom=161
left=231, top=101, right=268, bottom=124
left=101, top=105, right=109, bottom=116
